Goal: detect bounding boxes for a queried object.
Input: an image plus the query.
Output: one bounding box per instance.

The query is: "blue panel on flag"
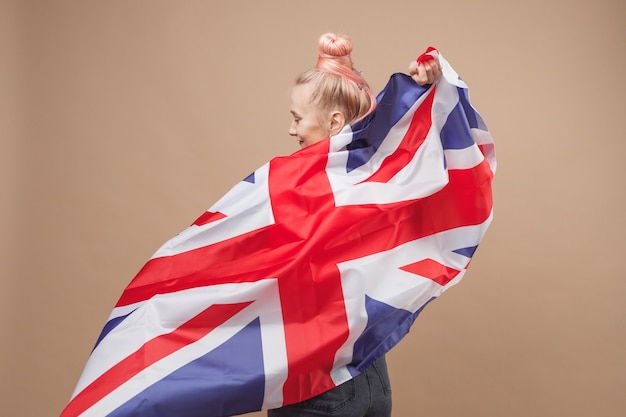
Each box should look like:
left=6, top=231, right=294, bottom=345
left=108, top=318, right=265, bottom=417
left=440, top=101, right=475, bottom=150
left=346, top=296, right=436, bottom=376
left=453, top=245, right=478, bottom=258
left=349, top=296, right=417, bottom=375
left=457, top=87, right=488, bottom=131
left=94, top=312, right=135, bottom=350
left=243, top=172, right=255, bottom=183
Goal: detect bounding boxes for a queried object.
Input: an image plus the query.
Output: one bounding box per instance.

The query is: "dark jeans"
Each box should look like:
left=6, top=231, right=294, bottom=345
left=267, top=357, right=392, bottom=417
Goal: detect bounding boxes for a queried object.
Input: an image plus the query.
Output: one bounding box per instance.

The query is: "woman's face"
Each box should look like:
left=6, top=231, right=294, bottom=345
left=289, top=83, right=331, bottom=148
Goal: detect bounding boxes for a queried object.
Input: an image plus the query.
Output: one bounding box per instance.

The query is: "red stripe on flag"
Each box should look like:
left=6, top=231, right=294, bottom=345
left=400, top=258, right=461, bottom=286
left=268, top=140, right=348, bottom=404
left=192, top=211, right=227, bottom=226
left=60, top=302, right=252, bottom=417
left=360, top=86, right=435, bottom=184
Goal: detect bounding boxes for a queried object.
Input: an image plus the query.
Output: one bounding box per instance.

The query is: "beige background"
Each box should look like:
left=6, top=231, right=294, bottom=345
left=2, top=1, right=624, bottom=416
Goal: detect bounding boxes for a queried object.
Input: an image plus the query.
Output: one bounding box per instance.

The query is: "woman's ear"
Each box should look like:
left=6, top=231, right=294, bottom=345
left=328, top=111, right=346, bottom=135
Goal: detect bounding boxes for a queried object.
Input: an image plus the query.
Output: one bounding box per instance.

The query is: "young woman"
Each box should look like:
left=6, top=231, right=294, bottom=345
left=268, top=32, right=442, bottom=417
left=60, top=27, right=494, bottom=417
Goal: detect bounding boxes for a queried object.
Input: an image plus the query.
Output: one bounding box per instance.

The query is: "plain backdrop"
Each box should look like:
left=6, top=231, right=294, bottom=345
left=1, top=1, right=624, bottom=416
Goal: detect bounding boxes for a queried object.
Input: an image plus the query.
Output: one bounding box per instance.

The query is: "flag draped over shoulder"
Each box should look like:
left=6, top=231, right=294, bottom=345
left=61, top=50, right=496, bottom=417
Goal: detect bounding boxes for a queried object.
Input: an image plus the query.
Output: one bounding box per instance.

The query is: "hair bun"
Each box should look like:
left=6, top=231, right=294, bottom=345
left=317, top=33, right=353, bottom=60
left=302, top=32, right=376, bottom=124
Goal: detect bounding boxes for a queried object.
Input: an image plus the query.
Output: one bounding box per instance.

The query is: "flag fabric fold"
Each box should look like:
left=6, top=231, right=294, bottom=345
left=61, top=50, right=496, bottom=417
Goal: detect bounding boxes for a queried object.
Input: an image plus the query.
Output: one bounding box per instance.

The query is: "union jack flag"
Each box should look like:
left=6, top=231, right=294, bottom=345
left=61, top=50, right=496, bottom=417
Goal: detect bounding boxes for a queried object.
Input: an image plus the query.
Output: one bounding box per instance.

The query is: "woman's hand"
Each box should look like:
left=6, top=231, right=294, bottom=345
left=408, top=58, right=442, bottom=85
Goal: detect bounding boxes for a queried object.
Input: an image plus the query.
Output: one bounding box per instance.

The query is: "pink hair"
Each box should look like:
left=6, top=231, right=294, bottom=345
left=296, top=33, right=377, bottom=126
